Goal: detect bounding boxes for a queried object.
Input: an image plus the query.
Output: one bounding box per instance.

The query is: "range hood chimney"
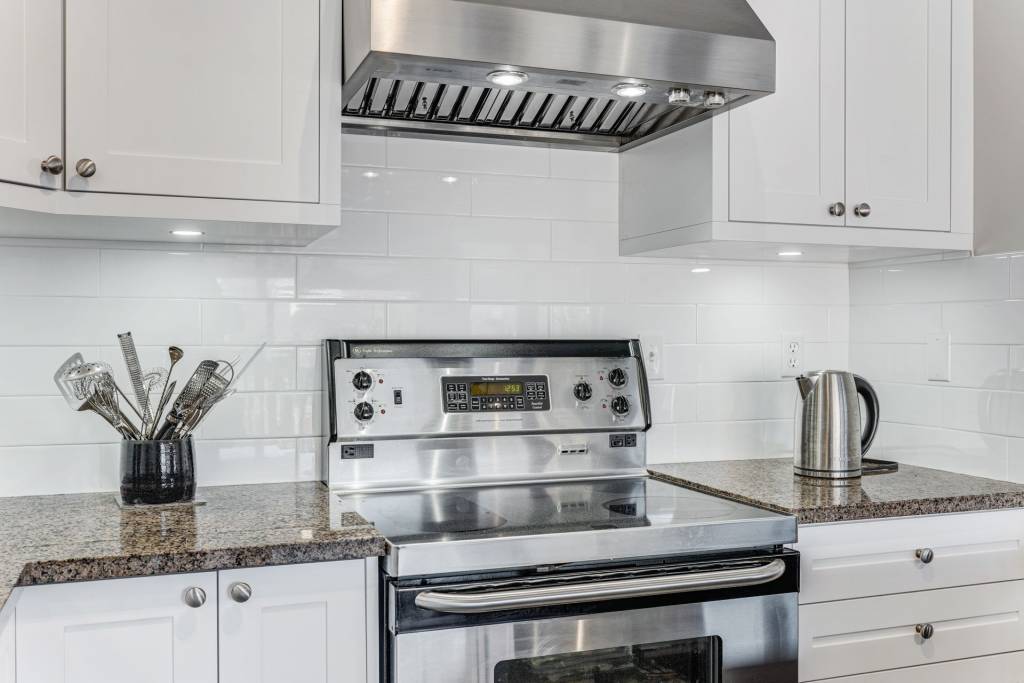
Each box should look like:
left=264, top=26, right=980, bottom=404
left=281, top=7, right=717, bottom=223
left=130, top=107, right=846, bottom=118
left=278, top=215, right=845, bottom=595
left=342, top=0, right=775, bottom=152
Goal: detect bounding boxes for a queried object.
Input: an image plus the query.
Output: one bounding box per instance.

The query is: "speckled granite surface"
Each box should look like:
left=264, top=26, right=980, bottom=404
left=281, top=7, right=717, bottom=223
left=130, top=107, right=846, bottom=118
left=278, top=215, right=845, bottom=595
left=650, top=459, right=1024, bottom=524
left=0, top=481, right=383, bottom=614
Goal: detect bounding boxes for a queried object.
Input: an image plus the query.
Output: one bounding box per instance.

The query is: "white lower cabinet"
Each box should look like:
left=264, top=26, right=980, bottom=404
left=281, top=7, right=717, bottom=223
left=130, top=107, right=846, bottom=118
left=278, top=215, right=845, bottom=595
left=12, top=560, right=373, bottom=683
left=0, top=610, right=15, bottom=683
left=15, top=572, right=218, bottom=683
left=825, top=651, right=1024, bottom=682
left=797, top=509, right=1024, bottom=682
left=219, top=561, right=369, bottom=683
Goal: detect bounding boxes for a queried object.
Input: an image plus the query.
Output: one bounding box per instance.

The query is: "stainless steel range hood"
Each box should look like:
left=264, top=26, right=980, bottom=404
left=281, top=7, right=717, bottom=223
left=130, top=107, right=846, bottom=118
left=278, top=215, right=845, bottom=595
left=341, top=0, right=775, bottom=152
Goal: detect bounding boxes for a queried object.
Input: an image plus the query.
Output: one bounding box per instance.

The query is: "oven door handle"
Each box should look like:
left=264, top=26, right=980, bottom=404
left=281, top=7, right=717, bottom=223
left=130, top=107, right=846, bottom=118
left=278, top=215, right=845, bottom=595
left=414, top=558, right=787, bottom=614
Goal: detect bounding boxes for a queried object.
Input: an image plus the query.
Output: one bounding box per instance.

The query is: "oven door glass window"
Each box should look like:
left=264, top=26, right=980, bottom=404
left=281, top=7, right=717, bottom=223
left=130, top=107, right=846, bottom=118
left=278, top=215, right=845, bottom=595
left=493, top=636, right=722, bottom=682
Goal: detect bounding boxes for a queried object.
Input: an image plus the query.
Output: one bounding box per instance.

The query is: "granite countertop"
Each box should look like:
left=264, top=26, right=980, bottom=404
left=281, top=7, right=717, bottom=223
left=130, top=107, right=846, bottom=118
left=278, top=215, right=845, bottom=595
left=0, top=481, right=383, bottom=615
left=650, top=458, right=1024, bottom=524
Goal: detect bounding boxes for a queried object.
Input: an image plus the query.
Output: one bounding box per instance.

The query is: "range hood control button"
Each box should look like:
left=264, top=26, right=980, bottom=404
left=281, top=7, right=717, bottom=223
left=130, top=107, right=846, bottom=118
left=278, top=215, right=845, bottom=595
left=607, top=368, right=627, bottom=388
left=573, top=382, right=593, bottom=401
left=610, top=396, right=630, bottom=415
left=353, top=371, right=373, bottom=391
left=354, top=402, right=374, bottom=421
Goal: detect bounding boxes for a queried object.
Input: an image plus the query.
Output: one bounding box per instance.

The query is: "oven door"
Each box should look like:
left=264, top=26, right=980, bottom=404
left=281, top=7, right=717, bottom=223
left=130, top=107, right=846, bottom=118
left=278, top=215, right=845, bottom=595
left=389, top=551, right=798, bottom=682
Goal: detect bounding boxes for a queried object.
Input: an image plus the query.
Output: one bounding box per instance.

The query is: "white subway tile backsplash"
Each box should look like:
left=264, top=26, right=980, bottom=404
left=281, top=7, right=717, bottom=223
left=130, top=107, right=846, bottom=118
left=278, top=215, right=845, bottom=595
left=100, top=250, right=296, bottom=299
left=549, top=221, right=620, bottom=261
left=549, top=304, right=696, bottom=344
left=342, top=167, right=472, bottom=215
left=627, top=264, right=762, bottom=305
left=472, top=261, right=627, bottom=303
left=387, top=303, right=549, bottom=338
left=0, top=297, right=202, bottom=346
left=0, top=246, right=98, bottom=296
left=696, top=305, right=829, bottom=343
left=298, top=256, right=470, bottom=301
left=202, top=301, right=386, bottom=345
left=472, top=175, right=617, bottom=221
left=341, top=133, right=386, bottom=167
left=549, top=149, right=618, bottom=182
left=387, top=137, right=549, bottom=177
left=388, top=214, right=550, bottom=260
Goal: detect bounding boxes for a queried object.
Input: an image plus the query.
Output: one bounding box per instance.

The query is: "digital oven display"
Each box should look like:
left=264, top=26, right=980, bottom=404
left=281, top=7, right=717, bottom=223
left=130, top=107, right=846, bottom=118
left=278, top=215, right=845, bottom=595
left=470, top=382, right=523, bottom=397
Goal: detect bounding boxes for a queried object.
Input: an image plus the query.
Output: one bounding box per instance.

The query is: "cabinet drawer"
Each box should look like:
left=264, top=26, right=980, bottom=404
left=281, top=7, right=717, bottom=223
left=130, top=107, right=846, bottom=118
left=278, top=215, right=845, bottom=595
left=799, top=581, right=1024, bottom=681
left=819, top=651, right=1024, bottom=682
left=796, top=509, right=1024, bottom=604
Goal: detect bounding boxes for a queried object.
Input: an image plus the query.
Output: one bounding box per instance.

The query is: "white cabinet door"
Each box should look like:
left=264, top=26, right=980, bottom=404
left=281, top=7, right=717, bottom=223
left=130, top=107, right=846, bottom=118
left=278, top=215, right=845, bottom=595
left=729, top=0, right=845, bottom=226
left=845, top=0, right=952, bottom=231
left=15, top=573, right=217, bottom=683
left=64, top=0, right=320, bottom=202
left=0, top=611, right=14, bottom=683
left=219, top=560, right=368, bottom=683
left=0, top=0, right=63, bottom=189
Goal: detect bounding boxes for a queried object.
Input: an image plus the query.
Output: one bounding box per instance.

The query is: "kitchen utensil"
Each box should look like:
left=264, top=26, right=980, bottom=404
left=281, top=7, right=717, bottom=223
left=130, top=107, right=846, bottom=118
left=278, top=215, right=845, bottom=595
left=794, top=371, right=880, bottom=479
left=118, top=332, right=153, bottom=431
left=153, top=360, right=218, bottom=439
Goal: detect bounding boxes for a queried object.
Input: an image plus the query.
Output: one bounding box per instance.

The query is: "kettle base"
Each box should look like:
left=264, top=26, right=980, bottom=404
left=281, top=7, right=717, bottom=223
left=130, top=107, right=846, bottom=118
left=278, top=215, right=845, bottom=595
left=794, top=465, right=862, bottom=480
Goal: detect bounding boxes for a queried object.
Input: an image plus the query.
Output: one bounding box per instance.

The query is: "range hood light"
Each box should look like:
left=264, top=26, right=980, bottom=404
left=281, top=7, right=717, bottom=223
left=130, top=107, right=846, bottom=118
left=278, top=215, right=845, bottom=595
left=612, top=82, right=649, bottom=98
left=487, top=70, right=529, bottom=87
left=704, top=91, right=727, bottom=108
left=668, top=88, right=692, bottom=105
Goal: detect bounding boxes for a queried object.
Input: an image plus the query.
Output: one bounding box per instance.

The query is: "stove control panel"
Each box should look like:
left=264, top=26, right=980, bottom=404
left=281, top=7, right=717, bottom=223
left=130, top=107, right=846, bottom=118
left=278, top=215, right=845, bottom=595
left=442, top=375, right=550, bottom=413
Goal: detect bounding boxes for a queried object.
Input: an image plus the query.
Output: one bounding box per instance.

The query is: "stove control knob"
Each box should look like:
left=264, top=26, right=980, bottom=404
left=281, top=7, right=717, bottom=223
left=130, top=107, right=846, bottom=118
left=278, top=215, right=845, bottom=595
left=607, top=368, right=628, bottom=388
left=610, top=396, right=631, bottom=415
left=352, top=371, right=373, bottom=391
left=573, top=382, right=593, bottom=402
left=354, top=402, right=374, bottom=421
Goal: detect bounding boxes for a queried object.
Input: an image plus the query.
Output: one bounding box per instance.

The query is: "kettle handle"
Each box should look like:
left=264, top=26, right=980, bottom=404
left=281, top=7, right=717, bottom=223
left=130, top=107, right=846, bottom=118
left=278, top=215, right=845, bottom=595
left=854, top=375, right=880, bottom=455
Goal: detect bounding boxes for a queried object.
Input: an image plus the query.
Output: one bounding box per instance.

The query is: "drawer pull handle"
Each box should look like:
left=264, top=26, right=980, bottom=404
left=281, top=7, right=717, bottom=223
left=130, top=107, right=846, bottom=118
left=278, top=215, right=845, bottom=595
left=915, top=623, right=934, bottom=640
left=915, top=548, right=934, bottom=564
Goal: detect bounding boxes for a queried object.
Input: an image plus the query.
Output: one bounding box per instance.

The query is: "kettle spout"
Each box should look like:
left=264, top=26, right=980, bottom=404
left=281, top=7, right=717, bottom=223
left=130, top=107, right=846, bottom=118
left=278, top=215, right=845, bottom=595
left=796, top=375, right=814, bottom=400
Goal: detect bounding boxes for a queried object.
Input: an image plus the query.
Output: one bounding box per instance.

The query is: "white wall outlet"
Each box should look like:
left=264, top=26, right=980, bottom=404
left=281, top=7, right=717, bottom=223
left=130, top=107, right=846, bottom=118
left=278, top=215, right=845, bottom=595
left=640, top=333, right=664, bottom=380
left=927, top=331, right=952, bottom=382
left=780, top=334, right=805, bottom=377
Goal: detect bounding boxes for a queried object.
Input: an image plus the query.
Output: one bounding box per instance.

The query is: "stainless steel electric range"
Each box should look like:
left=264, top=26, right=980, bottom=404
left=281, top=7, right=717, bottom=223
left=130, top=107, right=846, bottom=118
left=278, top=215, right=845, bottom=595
left=323, top=340, right=798, bottom=683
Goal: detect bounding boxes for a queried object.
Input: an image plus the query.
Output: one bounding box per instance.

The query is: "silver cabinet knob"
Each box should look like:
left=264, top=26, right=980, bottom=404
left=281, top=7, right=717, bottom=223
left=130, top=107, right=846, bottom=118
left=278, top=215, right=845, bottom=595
left=182, top=586, right=207, bottom=608
left=915, top=623, right=934, bottom=640
left=229, top=582, right=253, bottom=603
left=75, top=158, right=97, bottom=178
left=40, top=155, right=64, bottom=175
left=829, top=202, right=846, bottom=217
left=915, top=548, right=935, bottom=564
left=854, top=202, right=871, bottom=218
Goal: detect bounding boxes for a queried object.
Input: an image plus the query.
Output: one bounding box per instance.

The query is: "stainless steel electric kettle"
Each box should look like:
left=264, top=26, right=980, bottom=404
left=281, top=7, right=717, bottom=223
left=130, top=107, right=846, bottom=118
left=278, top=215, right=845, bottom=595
left=794, top=371, right=880, bottom=479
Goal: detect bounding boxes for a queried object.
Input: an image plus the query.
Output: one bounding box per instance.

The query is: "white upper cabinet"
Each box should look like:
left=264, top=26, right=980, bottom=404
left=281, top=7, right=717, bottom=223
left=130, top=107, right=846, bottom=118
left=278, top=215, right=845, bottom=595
left=0, top=0, right=63, bottom=190
left=845, top=0, right=952, bottom=231
left=15, top=573, right=218, bottom=683
left=729, top=0, right=846, bottom=227
left=218, top=560, right=369, bottom=683
left=65, top=0, right=320, bottom=202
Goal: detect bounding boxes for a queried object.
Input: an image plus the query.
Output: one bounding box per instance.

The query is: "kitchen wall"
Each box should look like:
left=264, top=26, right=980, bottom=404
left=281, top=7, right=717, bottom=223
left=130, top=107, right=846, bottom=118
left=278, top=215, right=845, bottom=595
left=0, top=134, right=849, bottom=496
left=850, top=254, right=1024, bottom=481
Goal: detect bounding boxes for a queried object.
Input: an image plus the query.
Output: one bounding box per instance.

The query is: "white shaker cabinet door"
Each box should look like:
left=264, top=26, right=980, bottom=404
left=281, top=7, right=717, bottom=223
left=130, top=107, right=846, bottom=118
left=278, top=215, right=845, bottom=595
left=15, top=573, right=218, bottom=683
left=0, top=0, right=63, bottom=189
left=845, top=0, right=952, bottom=231
left=729, top=0, right=846, bottom=227
left=64, top=0, right=320, bottom=202
left=219, top=560, right=368, bottom=683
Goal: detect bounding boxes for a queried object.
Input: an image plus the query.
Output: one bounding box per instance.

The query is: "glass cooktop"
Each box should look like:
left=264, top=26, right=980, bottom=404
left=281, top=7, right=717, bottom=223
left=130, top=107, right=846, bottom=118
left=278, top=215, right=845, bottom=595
left=334, top=477, right=795, bottom=576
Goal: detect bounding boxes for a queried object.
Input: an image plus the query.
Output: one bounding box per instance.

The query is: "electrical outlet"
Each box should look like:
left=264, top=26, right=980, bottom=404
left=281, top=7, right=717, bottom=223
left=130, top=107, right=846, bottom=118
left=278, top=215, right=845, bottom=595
left=780, top=334, right=805, bottom=377
left=639, top=333, right=664, bottom=380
